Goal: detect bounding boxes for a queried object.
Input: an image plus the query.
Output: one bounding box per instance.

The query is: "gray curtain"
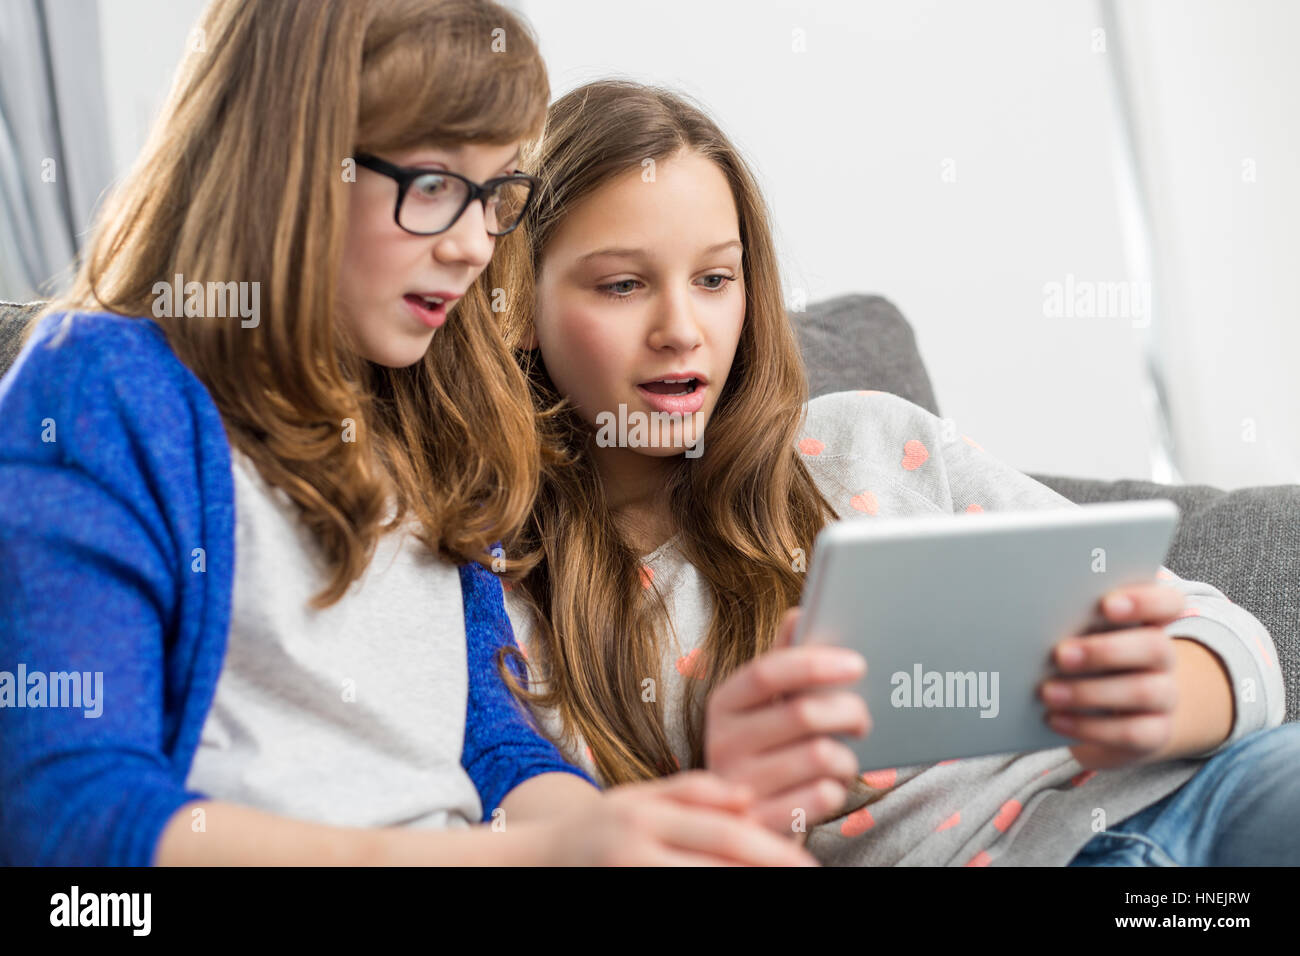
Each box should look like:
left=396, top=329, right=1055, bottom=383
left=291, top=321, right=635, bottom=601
left=0, top=0, right=112, bottom=301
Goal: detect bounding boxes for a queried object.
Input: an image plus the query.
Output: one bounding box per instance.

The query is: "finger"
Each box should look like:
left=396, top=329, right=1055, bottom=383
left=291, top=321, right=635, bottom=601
left=1054, top=626, right=1175, bottom=674
left=1100, top=583, right=1186, bottom=625
left=718, top=736, right=860, bottom=798
left=1044, top=710, right=1173, bottom=753
left=709, top=690, right=871, bottom=760
left=753, top=779, right=852, bottom=833
left=710, top=645, right=866, bottom=714
left=651, top=802, right=819, bottom=866
left=1040, top=671, right=1177, bottom=715
left=636, top=770, right=755, bottom=811
left=773, top=606, right=801, bottom=650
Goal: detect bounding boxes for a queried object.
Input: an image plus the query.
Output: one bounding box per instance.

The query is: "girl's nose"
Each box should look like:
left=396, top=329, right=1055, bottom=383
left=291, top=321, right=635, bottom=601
left=433, top=199, right=495, bottom=270
left=648, top=287, right=704, bottom=351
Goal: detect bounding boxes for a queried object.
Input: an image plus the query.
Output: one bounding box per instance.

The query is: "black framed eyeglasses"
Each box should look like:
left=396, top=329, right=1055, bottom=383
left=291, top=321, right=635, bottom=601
left=355, top=152, right=538, bottom=237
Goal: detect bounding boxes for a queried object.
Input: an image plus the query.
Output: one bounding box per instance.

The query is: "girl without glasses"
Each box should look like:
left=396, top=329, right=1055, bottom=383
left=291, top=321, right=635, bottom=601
left=499, top=79, right=1296, bottom=866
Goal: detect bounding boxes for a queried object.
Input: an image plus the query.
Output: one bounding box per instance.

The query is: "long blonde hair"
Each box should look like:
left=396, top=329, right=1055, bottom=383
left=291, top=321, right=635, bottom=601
left=33, top=0, right=550, bottom=605
left=499, top=80, right=840, bottom=784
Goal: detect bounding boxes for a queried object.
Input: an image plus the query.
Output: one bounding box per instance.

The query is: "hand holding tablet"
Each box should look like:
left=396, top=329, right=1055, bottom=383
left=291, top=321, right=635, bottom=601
left=1040, top=579, right=1187, bottom=769
left=793, top=500, right=1183, bottom=771
left=703, top=608, right=870, bottom=833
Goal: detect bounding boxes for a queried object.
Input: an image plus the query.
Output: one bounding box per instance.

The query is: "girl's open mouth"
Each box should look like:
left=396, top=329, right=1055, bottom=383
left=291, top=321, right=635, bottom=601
left=404, top=293, right=447, bottom=329
left=635, top=377, right=707, bottom=415
left=638, top=378, right=701, bottom=396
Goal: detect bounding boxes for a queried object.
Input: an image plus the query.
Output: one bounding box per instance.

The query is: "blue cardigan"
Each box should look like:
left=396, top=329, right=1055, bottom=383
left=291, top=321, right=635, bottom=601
left=0, top=311, right=592, bottom=865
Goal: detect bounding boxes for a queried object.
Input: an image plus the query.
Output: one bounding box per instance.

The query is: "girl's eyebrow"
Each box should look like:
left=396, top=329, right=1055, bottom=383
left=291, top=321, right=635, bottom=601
left=577, top=247, right=645, bottom=263
left=577, top=239, right=742, bottom=264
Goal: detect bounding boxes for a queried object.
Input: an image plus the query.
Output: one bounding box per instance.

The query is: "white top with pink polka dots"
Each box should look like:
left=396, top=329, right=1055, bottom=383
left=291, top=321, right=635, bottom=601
left=505, top=389, right=1285, bottom=866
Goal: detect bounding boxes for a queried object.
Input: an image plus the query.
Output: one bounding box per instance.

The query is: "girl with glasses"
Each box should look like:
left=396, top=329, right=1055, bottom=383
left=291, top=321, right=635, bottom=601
left=0, top=1, right=809, bottom=867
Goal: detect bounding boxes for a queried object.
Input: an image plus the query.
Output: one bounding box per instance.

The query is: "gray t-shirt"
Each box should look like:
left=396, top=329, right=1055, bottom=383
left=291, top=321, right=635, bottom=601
left=505, top=389, right=1286, bottom=866
left=184, top=449, right=482, bottom=829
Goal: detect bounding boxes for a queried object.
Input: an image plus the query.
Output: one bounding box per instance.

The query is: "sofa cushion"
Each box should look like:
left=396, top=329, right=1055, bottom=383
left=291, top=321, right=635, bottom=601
left=0, top=300, right=44, bottom=376
left=792, top=293, right=940, bottom=414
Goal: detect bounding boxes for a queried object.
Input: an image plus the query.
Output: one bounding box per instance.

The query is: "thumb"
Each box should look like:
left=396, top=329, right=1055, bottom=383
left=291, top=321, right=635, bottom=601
left=773, top=606, right=802, bottom=650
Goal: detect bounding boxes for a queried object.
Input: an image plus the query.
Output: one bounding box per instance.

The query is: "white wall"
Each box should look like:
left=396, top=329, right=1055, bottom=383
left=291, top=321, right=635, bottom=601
left=97, top=0, right=207, bottom=178
left=93, top=0, right=1298, bottom=489
left=1113, top=0, right=1300, bottom=491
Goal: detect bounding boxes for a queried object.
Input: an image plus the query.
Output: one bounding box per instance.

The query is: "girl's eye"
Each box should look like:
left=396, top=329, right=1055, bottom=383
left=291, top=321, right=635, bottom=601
left=698, top=274, right=736, bottom=292
left=412, top=174, right=450, bottom=198
left=598, top=279, right=641, bottom=299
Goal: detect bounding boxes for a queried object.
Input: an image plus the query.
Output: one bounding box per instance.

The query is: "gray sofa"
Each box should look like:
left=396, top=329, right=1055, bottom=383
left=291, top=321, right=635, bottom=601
left=3, top=296, right=1296, bottom=723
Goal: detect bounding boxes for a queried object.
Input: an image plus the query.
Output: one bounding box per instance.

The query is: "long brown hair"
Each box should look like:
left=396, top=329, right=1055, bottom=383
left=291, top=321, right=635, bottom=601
left=499, top=80, right=840, bottom=785
left=32, top=0, right=550, bottom=605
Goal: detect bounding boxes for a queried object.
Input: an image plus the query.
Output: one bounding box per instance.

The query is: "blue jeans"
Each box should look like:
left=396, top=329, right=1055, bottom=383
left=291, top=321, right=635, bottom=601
left=1067, top=721, right=1300, bottom=866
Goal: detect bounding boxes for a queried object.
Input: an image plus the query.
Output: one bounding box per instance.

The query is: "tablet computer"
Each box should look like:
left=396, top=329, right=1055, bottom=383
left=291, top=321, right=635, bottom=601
left=793, top=499, right=1180, bottom=770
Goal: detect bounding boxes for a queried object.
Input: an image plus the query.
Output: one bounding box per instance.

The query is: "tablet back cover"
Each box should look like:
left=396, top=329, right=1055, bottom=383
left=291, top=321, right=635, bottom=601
left=797, top=500, right=1179, bottom=770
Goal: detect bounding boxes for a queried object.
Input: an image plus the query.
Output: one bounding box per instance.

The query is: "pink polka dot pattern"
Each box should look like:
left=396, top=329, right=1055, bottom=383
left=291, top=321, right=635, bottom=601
left=675, top=647, right=707, bottom=679
left=960, top=435, right=985, bottom=453
left=936, top=811, right=961, bottom=832
left=849, top=491, right=879, bottom=515
left=965, top=850, right=992, bottom=867
left=861, top=768, right=897, bottom=789
left=901, top=439, right=929, bottom=471
left=798, top=437, right=825, bottom=456
left=639, top=565, right=654, bottom=589
left=965, top=503, right=984, bottom=514
left=1071, top=769, right=1097, bottom=787
left=993, top=799, right=1022, bottom=832
left=841, top=806, right=875, bottom=837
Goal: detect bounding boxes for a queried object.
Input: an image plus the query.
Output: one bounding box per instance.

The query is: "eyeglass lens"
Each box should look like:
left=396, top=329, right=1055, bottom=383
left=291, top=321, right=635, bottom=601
left=400, top=173, right=530, bottom=235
